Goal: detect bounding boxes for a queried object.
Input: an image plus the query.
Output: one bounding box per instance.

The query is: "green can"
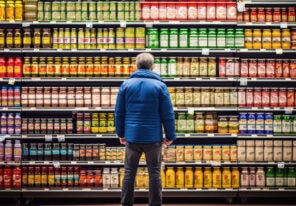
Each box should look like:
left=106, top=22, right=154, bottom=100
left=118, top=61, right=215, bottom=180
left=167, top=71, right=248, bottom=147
left=275, top=168, right=284, bottom=187
left=160, top=58, right=168, bottom=77
left=169, top=28, right=178, bottom=48
left=154, top=57, right=161, bottom=75
left=186, top=114, right=194, bottom=133
left=51, top=2, right=61, bottom=21
left=273, top=115, right=282, bottom=135
left=282, top=115, right=291, bottom=134
left=208, top=29, right=216, bottom=48
left=217, top=28, right=226, bottom=48
left=189, top=29, right=198, bottom=48
left=198, top=28, right=207, bottom=48
left=226, top=29, right=235, bottom=49
left=147, top=29, right=159, bottom=48
left=168, top=57, right=177, bottom=77
left=179, top=29, right=188, bottom=48
left=160, top=29, right=169, bottom=48
left=287, top=167, right=296, bottom=187
left=266, top=167, right=275, bottom=187
left=235, top=29, right=245, bottom=48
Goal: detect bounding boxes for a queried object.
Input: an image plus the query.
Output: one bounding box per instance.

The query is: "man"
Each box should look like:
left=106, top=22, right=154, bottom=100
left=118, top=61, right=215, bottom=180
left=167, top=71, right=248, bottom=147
left=115, top=53, right=176, bottom=206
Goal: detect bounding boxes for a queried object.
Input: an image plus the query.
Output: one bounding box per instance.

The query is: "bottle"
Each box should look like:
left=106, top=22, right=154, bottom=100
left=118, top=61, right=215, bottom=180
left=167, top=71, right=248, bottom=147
left=225, top=29, right=235, bottom=48
left=189, top=29, right=198, bottom=48
left=194, top=167, right=203, bottom=188
left=159, top=29, right=169, bottom=48
left=266, top=167, right=275, bottom=187
left=253, top=29, right=262, bottom=49
left=198, top=28, right=207, bottom=48
left=276, top=168, right=284, bottom=187
left=5, top=140, right=12, bottom=161
left=13, top=140, right=21, bottom=162
left=175, top=167, right=184, bottom=188
left=256, top=167, right=265, bottom=188
left=179, top=29, right=188, bottom=48
left=207, top=29, right=216, bottom=48
left=165, top=167, right=175, bottom=188
left=262, top=29, right=272, bottom=49
left=217, top=29, right=226, bottom=48
left=184, top=167, right=193, bottom=188
left=169, top=29, right=178, bottom=48
left=235, top=29, right=244, bottom=48
left=287, top=167, right=296, bottom=187
left=231, top=167, right=240, bottom=188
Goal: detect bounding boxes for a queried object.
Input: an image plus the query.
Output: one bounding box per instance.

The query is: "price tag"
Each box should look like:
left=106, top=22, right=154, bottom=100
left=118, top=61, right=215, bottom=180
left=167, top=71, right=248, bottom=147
left=240, top=78, right=248, bottom=86
left=237, top=3, right=246, bottom=12
left=284, top=107, right=293, bottom=114
left=96, top=134, right=102, bottom=137
left=8, top=78, right=15, bottom=85
left=210, top=77, right=216, bottom=81
left=71, top=161, right=77, bottom=164
left=44, top=188, right=49, bottom=191
left=231, top=134, right=237, bottom=137
left=280, top=22, right=288, bottom=29
left=0, top=136, right=5, bottom=142
left=100, top=49, right=106, bottom=52
left=279, top=188, right=285, bottom=191
left=71, top=49, right=77, bottom=51
left=82, top=188, right=91, bottom=191
left=33, top=48, right=40, bottom=52
left=2, top=107, right=8, bottom=111
left=33, top=21, right=38, bottom=24
left=127, top=49, right=134, bottom=52
left=260, top=49, right=266, bottom=52
left=185, top=134, right=191, bottom=137
left=22, top=22, right=30, bottom=27
left=45, top=135, right=53, bottom=142
left=278, top=162, right=285, bottom=168
left=201, top=48, right=210, bottom=55
left=267, top=135, right=273, bottom=137
left=57, top=49, right=63, bottom=51
left=265, top=22, right=272, bottom=25
left=251, top=107, right=258, bottom=110
left=53, top=162, right=60, bottom=168
left=63, top=188, right=69, bottom=191
left=57, top=135, right=65, bottom=142
left=196, top=78, right=202, bottom=81
left=86, top=22, right=93, bottom=28
left=50, top=21, right=57, bottom=24
left=139, top=188, right=147, bottom=191
left=88, top=161, right=94, bottom=164
left=4, top=49, right=9, bottom=52
left=276, top=49, right=283, bottom=55
left=66, top=21, right=72, bottom=24
left=187, top=107, right=195, bottom=115
left=208, top=133, right=215, bottom=137
left=174, top=77, right=180, bottom=80
left=251, top=134, right=258, bottom=137
left=169, top=21, right=180, bottom=24
left=145, top=22, right=153, bottom=28
left=120, top=20, right=127, bottom=28
left=44, top=161, right=49, bottom=164
left=145, top=48, right=151, bottom=52
left=240, top=49, right=249, bottom=52
left=211, top=161, right=221, bottom=166
left=180, top=188, right=188, bottom=191
left=225, top=49, right=231, bottom=52
left=161, top=48, right=167, bottom=51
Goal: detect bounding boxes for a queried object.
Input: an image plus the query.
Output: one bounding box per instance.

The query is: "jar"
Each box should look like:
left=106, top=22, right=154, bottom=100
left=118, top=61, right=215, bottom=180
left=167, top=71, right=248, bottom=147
left=272, top=29, right=281, bottom=49
left=193, top=88, right=201, bottom=107
left=201, top=88, right=210, bottom=107
left=231, top=167, right=240, bottom=188
left=205, top=112, right=215, bottom=133
left=222, top=167, right=231, bottom=188
left=244, top=29, right=253, bottom=49
left=23, top=29, right=31, bottom=48
left=194, top=167, right=203, bottom=188
left=253, top=29, right=262, bottom=49
left=229, top=116, right=239, bottom=134
left=266, top=8, right=272, bottom=22
left=273, top=8, right=281, bottom=22
left=184, top=167, right=193, bottom=188
left=257, top=7, right=265, bottom=22
left=218, top=116, right=228, bottom=133
left=194, top=112, right=204, bottom=133
left=203, top=167, right=212, bottom=188
left=256, top=167, right=265, bottom=188
left=184, top=87, right=193, bottom=107
left=165, top=167, right=175, bottom=188
left=175, top=167, right=184, bottom=188
left=175, top=88, right=185, bottom=107
left=42, top=29, right=51, bottom=48
left=262, top=29, right=272, bottom=49
left=282, top=29, right=291, bottom=49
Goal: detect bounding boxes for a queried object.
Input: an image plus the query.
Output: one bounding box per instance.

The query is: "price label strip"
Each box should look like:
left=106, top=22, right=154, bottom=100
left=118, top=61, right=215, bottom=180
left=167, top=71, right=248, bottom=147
left=53, top=161, right=60, bottom=168
left=240, top=78, right=248, bottom=86
left=57, top=135, right=65, bottom=142
left=201, top=48, right=210, bottom=56
left=45, top=135, right=53, bottom=142
left=237, top=3, right=246, bottom=12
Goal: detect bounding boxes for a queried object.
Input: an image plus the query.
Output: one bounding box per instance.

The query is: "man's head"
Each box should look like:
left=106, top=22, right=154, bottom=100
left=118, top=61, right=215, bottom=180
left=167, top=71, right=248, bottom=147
left=136, top=53, right=154, bottom=70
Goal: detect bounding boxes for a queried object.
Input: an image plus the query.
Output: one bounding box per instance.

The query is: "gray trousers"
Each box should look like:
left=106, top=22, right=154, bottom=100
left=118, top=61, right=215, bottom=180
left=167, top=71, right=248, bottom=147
left=121, top=142, right=162, bottom=206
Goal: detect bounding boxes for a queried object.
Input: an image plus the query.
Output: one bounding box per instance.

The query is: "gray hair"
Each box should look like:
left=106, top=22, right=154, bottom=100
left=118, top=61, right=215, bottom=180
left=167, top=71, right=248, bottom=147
left=136, top=53, right=154, bottom=69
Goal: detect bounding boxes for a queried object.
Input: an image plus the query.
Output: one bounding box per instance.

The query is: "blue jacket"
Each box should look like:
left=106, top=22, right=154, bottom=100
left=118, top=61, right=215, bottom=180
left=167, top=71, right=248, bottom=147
left=115, top=69, right=176, bottom=143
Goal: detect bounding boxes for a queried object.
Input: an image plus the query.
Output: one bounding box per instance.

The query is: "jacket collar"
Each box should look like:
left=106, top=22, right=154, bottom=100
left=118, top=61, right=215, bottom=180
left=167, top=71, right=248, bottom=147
left=129, top=69, right=163, bottom=82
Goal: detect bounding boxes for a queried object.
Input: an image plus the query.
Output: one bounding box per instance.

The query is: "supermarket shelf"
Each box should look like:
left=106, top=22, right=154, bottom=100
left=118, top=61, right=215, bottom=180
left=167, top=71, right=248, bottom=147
left=237, top=22, right=296, bottom=27
left=21, top=160, right=127, bottom=166
left=238, top=49, right=296, bottom=54
left=237, top=162, right=296, bottom=166
left=0, top=49, right=22, bottom=53
left=239, top=188, right=296, bottom=197
left=164, top=161, right=237, bottom=166
left=0, top=107, right=21, bottom=111
left=174, top=107, right=238, bottom=112
left=238, top=107, right=295, bottom=112
left=0, top=161, right=21, bottom=166
left=243, top=1, right=296, bottom=5
left=0, top=189, right=21, bottom=198
left=21, top=134, right=117, bottom=139
left=21, top=107, right=114, bottom=112
left=21, top=188, right=238, bottom=198
left=0, top=134, right=21, bottom=139
left=244, top=78, right=296, bottom=82
left=237, top=134, right=296, bottom=139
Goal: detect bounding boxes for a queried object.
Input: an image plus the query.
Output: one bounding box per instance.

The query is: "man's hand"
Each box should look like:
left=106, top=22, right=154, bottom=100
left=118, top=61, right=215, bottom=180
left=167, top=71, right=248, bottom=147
left=164, top=138, right=173, bottom=146
left=119, top=137, right=126, bottom=145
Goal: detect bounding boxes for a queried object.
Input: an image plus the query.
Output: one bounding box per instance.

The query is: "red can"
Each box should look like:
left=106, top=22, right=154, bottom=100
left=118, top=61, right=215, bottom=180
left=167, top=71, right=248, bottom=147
left=206, top=3, right=216, bottom=21
left=150, top=2, right=159, bottom=20
left=141, top=2, right=151, bottom=20
left=3, top=167, right=12, bottom=189
left=167, top=2, right=177, bottom=20
left=250, top=7, right=257, bottom=22
left=226, top=2, right=237, bottom=21
left=79, top=169, right=87, bottom=188
left=0, top=57, right=6, bottom=78
left=275, top=59, right=283, bottom=78
left=281, top=8, right=288, bottom=22
left=257, top=59, right=266, bottom=78
left=266, top=8, right=272, bottom=22
left=282, top=59, right=290, bottom=78
left=6, top=57, right=14, bottom=78
left=14, top=57, right=22, bottom=78
left=279, top=88, right=287, bottom=107
left=238, top=88, right=246, bottom=107
left=12, top=166, right=21, bottom=189
left=288, top=7, right=295, bottom=22
left=266, top=59, right=275, bottom=78
left=243, top=8, right=250, bottom=22
left=0, top=167, right=3, bottom=188
left=253, top=88, right=262, bottom=107
left=249, top=59, right=257, bottom=78
left=219, top=58, right=226, bottom=77
left=246, top=88, right=254, bottom=107
left=262, top=88, right=270, bottom=107
left=257, top=7, right=266, bottom=22
left=86, top=169, right=94, bottom=188
left=270, top=88, right=279, bottom=107
left=287, top=88, right=295, bottom=107
left=290, top=60, right=296, bottom=78
left=273, top=8, right=281, bottom=22
left=197, top=3, right=206, bottom=20
left=240, top=59, right=249, bottom=77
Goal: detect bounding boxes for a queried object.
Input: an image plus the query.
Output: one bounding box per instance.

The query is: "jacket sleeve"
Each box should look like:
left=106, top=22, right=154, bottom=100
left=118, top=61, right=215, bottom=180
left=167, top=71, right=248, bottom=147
left=159, top=84, right=176, bottom=141
left=115, top=83, right=126, bottom=138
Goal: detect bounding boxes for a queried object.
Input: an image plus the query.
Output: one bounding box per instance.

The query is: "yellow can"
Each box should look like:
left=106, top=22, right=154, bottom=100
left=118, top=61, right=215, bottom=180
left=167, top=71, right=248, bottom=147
left=272, top=29, right=281, bottom=49
left=203, top=167, right=212, bottom=188
left=184, top=145, right=193, bottom=162
left=212, top=167, right=221, bottom=188
left=253, top=29, right=262, bottom=49
left=194, top=167, right=203, bottom=188
left=14, top=0, right=23, bottom=21
left=212, top=145, right=221, bottom=161
left=244, top=29, right=253, bottom=49
left=203, top=145, right=212, bottom=161
left=184, top=167, right=193, bottom=188
left=5, top=0, right=14, bottom=21
left=231, top=167, right=240, bottom=188
left=262, top=29, right=272, bottom=49
left=282, top=29, right=291, bottom=49
left=135, top=27, right=146, bottom=49
left=165, top=167, right=175, bottom=188
left=175, top=167, right=184, bottom=188
left=222, top=167, right=231, bottom=188
left=116, top=28, right=125, bottom=49
left=0, top=1, right=5, bottom=21
left=193, top=145, right=203, bottom=161
left=125, top=27, right=135, bottom=49
left=176, top=145, right=184, bottom=162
